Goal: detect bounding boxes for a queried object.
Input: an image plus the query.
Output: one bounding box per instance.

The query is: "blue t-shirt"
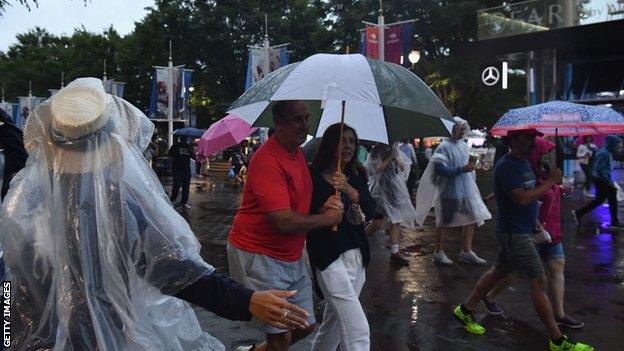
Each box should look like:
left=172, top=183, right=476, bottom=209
left=494, top=154, right=538, bottom=234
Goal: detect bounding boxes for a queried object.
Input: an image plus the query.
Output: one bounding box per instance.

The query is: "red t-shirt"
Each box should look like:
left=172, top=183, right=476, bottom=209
left=228, top=137, right=313, bottom=262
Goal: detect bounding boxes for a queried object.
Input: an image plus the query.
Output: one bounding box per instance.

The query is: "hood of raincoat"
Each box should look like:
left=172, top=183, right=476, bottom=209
left=451, top=116, right=470, bottom=141
left=0, top=78, right=223, bottom=351
left=528, top=136, right=555, bottom=179
left=604, top=135, right=622, bottom=153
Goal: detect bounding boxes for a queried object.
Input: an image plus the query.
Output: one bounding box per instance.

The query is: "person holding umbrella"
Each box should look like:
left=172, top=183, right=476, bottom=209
left=573, top=135, right=624, bottom=230
left=227, top=100, right=343, bottom=351
left=482, top=136, right=584, bottom=329
left=453, top=129, right=593, bottom=351
left=307, top=123, right=377, bottom=351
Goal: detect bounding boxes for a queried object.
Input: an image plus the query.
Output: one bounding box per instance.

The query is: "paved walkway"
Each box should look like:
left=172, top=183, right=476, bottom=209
left=171, top=170, right=624, bottom=350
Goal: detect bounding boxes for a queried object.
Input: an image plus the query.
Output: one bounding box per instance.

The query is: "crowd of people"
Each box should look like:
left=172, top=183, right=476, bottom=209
left=1, top=80, right=619, bottom=351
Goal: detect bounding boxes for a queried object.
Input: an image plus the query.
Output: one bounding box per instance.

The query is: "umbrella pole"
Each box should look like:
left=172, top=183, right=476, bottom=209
left=332, top=100, right=346, bottom=232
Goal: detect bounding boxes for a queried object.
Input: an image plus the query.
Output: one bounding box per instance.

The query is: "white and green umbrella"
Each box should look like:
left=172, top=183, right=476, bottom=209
left=228, top=53, right=454, bottom=144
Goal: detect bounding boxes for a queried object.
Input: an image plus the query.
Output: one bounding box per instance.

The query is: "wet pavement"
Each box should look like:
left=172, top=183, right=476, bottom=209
left=171, top=170, right=624, bottom=350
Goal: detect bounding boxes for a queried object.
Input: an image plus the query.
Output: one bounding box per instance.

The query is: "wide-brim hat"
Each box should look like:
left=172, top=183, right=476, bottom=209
left=23, top=77, right=154, bottom=174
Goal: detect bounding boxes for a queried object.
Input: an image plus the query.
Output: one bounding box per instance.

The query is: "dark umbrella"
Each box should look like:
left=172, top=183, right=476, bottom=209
left=173, top=127, right=205, bottom=138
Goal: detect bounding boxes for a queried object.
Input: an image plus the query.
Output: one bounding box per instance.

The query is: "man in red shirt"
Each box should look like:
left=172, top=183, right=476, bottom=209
left=228, top=100, right=343, bottom=351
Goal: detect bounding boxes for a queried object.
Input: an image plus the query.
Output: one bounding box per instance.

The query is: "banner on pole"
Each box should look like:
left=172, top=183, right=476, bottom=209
left=364, top=23, right=413, bottom=65
left=0, top=102, right=18, bottom=123
left=16, top=96, right=45, bottom=129
left=244, top=44, right=289, bottom=91
left=384, top=25, right=402, bottom=64
left=104, top=80, right=126, bottom=98
left=365, top=26, right=380, bottom=59
left=149, top=66, right=192, bottom=121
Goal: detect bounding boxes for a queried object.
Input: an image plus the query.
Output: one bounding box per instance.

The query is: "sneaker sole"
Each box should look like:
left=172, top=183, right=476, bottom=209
left=481, top=301, right=504, bottom=315
left=571, top=210, right=579, bottom=225
left=556, top=321, right=584, bottom=329
left=459, top=257, right=487, bottom=265
left=433, top=259, right=454, bottom=266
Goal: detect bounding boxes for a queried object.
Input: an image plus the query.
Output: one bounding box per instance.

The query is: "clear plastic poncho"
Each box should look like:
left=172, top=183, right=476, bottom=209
left=0, top=79, right=224, bottom=350
left=365, top=143, right=416, bottom=228
left=415, top=118, right=491, bottom=228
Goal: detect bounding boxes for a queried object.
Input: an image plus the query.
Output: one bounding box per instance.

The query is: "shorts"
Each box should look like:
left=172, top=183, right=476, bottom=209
left=537, top=242, right=565, bottom=260
left=439, top=198, right=471, bottom=226
left=495, top=232, right=545, bottom=279
left=227, top=243, right=316, bottom=334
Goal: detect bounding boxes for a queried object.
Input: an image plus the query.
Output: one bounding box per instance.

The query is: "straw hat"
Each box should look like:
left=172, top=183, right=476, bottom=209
left=23, top=77, right=149, bottom=174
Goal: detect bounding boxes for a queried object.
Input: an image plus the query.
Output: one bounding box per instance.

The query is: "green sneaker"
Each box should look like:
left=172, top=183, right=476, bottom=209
left=453, top=305, right=485, bottom=335
left=549, top=335, right=594, bottom=351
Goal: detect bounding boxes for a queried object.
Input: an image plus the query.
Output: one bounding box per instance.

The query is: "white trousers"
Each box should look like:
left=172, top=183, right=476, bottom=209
left=311, top=248, right=370, bottom=351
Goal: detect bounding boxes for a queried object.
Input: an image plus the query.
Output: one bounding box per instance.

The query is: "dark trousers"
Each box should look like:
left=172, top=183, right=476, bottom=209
left=577, top=178, right=619, bottom=225
left=171, top=170, right=191, bottom=205
left=580, top=163, right=592, bottom=191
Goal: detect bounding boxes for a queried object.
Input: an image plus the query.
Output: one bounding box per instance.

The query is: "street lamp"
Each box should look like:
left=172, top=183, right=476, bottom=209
left=188, top=86, right=195, bottom=92
left=408, top=50, right=421, bottom=69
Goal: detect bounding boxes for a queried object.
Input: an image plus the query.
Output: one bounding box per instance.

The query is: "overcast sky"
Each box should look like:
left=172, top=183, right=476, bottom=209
left=0, top=0, right=155, bottom=52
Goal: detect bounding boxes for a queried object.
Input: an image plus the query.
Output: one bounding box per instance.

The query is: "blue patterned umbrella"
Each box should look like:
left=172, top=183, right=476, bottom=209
left=491, top=101, right=624, bottom=136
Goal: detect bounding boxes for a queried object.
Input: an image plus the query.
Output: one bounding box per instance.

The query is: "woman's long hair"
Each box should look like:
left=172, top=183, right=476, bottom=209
left=311, top=123, right=364, bottom=177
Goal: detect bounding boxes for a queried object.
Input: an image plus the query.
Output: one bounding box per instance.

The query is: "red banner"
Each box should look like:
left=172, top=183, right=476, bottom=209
left=365, top=24, right=403, bottom=64
left=365, top=26, right=379, bottom=59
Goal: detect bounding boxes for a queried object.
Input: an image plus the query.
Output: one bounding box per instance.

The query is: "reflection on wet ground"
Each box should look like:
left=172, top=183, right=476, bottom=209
left=173, top=170, right=624, bottom=350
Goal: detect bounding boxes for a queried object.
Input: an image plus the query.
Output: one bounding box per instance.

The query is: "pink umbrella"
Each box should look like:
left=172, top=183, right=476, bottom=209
left=197, top=115, right=258, bottom=157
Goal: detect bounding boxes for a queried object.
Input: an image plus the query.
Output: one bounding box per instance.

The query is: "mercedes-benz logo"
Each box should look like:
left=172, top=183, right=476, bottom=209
left=482, top=66, right=500, bottom=86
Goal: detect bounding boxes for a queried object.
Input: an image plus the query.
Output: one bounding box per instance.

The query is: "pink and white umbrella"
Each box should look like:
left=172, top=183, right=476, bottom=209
left=197, top=114, right=258, bottom=157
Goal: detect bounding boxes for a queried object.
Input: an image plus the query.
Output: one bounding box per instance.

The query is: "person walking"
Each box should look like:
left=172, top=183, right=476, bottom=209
left=576, top=136, right=597, bottom=198
left=365, top=143, right=413, bottom=266
left=168, top=135, right=195, bottom=208
left=308, top=123, right=377, bottom=351
left=573, top=135, right=623, bottom=230
left=227, top=100, right=343, bottom=351
left=482, top=136, right=584, bottom=328
left=416, top=117, right=491, bottom=265
left=453, top=128, right=593, bottom=351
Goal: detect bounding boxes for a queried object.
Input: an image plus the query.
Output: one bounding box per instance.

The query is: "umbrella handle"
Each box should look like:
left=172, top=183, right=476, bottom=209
left=332, top=101, right=346, bottom=232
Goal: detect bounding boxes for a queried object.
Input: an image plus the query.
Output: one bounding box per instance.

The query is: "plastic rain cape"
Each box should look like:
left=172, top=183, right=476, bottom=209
left=415, top=138, right=491, bottom=228
left=0, top=94, right=224, bottom=350
left=365, top=144, right=416, bottom=228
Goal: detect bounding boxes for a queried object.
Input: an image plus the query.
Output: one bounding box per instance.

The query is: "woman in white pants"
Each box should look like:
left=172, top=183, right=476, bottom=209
left=307, top=123, right=378, bottom=351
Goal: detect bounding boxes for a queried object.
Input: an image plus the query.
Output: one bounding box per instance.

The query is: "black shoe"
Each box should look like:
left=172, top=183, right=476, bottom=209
left=390, top=253, right=410, bottom=266
left=555, top=315, right=584, bottom=329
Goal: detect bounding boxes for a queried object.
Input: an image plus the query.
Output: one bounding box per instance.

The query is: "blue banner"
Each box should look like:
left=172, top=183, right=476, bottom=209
left=16, top=96, right=45, bottom=129
left=401, top=23, right=414, bottom=67
left=359, top=29, right=367, bottom=55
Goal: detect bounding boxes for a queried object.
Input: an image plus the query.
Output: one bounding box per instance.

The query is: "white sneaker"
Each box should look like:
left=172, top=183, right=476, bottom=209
left=583, top=190, right=595, bottom=198
left=433, top=251, right=454, bottom=265
left=459, top=250, right=487, bottom=265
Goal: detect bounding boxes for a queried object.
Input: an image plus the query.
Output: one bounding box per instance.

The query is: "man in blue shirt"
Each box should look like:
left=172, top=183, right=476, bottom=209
left=453, top=129, right=594, bottom=351
left=573, top=135, right=623, bottom=230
